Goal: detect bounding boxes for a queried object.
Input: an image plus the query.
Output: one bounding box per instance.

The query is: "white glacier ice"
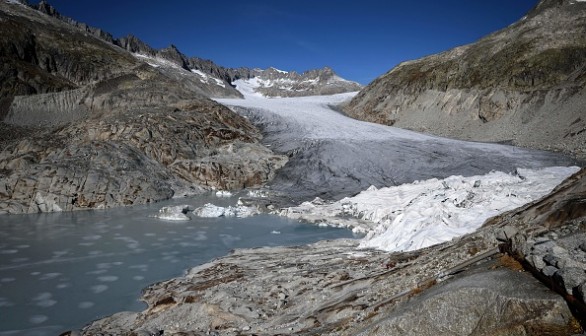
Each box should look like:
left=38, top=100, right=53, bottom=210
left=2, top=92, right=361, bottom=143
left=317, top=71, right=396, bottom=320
left=281, top=166, right=579, bottom=252
left=151, top=205, right=192, bottom=221
left=193, top=203, right=260, bottom=218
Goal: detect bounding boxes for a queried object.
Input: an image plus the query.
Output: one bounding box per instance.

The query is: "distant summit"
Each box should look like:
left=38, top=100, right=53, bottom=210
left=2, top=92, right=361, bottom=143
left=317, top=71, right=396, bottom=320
left=231, top=66, right=362, bottom=97
left=17, top=0, right=359, bottom=99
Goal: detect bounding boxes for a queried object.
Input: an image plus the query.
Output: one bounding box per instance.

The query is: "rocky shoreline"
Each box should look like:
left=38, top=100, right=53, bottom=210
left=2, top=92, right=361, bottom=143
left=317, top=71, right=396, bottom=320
left=77, top=169, right=586, bottom=335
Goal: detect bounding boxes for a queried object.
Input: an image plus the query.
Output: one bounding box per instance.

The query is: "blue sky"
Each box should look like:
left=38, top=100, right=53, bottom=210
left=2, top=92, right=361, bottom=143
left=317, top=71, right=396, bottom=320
left=47, top=0, right=538, bottom=84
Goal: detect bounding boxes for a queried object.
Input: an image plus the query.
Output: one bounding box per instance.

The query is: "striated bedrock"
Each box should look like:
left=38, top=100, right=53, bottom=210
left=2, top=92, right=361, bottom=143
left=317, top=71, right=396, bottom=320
left=78, top=169, right=586, bottom=336
left=0, top=1, right=286, bottom=214
left=344, top=0, right=586, bottom=159
left=0, top=101, right=287, bottom=215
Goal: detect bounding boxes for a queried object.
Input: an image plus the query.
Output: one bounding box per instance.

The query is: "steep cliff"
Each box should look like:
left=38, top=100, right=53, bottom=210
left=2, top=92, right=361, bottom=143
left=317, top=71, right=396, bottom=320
left=345, top=0, right=586, bottom=159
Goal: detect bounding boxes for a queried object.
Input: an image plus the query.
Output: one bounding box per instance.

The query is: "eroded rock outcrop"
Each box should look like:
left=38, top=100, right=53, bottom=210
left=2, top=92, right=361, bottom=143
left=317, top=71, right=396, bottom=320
left=79, top=170, right=586, bottom=336
left=345, top=0, right=586, bottom=159
left=0, top=101, right=287, bottom=214
left=0, top=1, right=287, bottom=214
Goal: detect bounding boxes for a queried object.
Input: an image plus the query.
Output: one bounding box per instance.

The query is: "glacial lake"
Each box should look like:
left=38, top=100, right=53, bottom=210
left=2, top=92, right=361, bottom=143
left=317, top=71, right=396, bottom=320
left=0, top=194, right=355, bottom=335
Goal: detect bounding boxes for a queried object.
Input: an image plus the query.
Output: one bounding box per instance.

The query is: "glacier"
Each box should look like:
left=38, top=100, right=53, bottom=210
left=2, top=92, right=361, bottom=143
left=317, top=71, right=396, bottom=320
left=281, top=166, right=579, bottom=252
left=217, top=88, right=578, bottom=253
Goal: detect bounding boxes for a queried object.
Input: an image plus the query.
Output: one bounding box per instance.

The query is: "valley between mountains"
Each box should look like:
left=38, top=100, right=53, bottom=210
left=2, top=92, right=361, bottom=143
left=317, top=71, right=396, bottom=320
left=1, top=0, right=586, bottom=335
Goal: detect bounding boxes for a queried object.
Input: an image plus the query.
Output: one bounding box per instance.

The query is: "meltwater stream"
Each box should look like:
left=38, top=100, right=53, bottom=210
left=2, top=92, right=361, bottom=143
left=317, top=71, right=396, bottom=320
left=0, top=194, right=355, bottom=335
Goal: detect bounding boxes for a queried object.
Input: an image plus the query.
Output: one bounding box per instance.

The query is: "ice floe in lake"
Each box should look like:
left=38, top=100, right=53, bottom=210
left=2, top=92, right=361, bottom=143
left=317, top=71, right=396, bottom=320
left=97, top=275, right=119, bottom=282
left=29, top=315, right=48, bottom=324
left=281, top=166, right=580, bottom=252
left=78, top=301, right=95, bottom=309
left=215, top=190, right=233, bottom=197
left=151, top=205, right=193, bottom=221
left=90, top=284, right=108, bottom=294
left=247, top=189, right=268, bottom=198
left=193, top=203, right=259, bottom=218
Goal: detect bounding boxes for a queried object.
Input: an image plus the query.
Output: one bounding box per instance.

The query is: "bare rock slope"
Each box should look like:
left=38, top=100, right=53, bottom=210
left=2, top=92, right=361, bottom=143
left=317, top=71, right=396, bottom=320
left=80, top=168, right=586, bottom=336
left=345, top=0, right=586, bottom=159
left=0, top=1, right=286, bottom=214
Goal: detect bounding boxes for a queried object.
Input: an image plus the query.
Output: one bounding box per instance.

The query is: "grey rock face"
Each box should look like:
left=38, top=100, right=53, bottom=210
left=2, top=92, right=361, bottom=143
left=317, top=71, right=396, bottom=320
left=356, top=268, right=575, bottom=336
left=0, top=97, right=287, bottom=214
left=115, top=34, right=157, bottom=56
left=0, top=1, right=287, bottom=214
left=492, top=167, right=586, bottom=312
left=345, top=0, right=586, bottom=160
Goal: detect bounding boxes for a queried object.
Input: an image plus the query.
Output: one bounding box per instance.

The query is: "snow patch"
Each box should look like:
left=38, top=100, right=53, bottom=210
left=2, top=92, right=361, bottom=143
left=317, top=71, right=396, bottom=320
left=193, top=203, right=259, bottom=218
left=281, top=166, right=579, bottom=252
left=269, top=67, right=289, bottom=74
left=191, top=69, right=226, bottom=87
left=5, top=0, right=26, bottom=5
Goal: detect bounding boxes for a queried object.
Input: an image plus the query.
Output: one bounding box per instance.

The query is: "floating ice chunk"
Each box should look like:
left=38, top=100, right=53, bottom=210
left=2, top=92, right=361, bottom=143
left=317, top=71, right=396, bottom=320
left=91, top=284, right=108, bottom=294
left=247, top=189, right=268, bottom=198
left=215, top=190, right=233, bottom=197
left=0, top=249, right=17, bottom=254
left=152, top=205, right=192, bottom=221
left=97, top=275, right=119, bottom=282
left=29, top=315, right=48, bottom=324
left=193, top=203, right=259, bottom=218
left=78, top=301, right=95, bottom=309
left=0, top=297, right=14, bottom=307
left=40, top=273, right=61, bottom=280
left=56, top=283, right=70, bottom=289
left=32, top=293, right=57, bottom=308
left=33, top=293, right=52, bottom=301
left=194, top=203, right=226, bottom=217
left=36, top=299, right=57, bottom=307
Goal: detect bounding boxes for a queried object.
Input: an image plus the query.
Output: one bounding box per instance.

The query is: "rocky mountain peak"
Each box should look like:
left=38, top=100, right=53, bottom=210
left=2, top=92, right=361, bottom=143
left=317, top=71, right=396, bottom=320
left=234, top=66, right=362, bottom=97
left=116, top=34, right=156, bottom=56
left=157, top=44, right=190, bottom=69
left=36, top=0, right=57, bottom=15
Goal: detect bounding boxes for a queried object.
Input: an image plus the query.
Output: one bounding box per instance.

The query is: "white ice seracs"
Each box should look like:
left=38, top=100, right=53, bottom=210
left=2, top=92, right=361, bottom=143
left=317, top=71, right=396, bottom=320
left=282, top=166, right=579, bottom=252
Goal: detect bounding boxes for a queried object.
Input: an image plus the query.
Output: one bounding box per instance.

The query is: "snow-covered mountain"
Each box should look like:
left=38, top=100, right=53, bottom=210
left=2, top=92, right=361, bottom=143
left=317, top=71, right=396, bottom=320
left=25, top=1, right=361, bottom=99
left=232, top=67, right=362, bottom=97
